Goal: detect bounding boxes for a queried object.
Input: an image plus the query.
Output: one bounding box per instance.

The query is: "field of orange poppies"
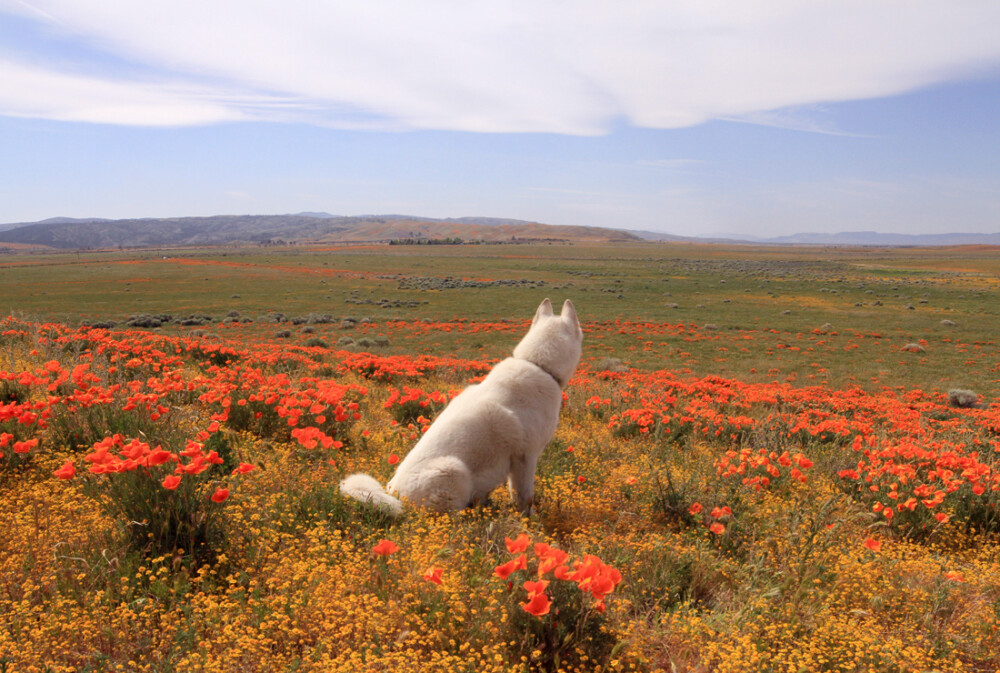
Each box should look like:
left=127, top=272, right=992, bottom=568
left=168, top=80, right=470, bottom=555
left=2, top=242, right=999, bottom=672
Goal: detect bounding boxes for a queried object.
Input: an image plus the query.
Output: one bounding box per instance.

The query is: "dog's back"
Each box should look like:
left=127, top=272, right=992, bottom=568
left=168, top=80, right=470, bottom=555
left=341, top=298, right=582, bottom=515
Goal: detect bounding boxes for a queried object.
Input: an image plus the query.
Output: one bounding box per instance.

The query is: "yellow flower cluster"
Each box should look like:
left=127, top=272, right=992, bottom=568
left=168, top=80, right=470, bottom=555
left=2, top=321, right=999, bottom=672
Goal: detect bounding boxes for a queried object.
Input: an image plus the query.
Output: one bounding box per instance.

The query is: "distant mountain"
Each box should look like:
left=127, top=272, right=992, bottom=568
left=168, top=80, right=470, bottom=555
left=756, top=231, right=1000, bottom=246
left=629, top=229, right=1000, bottom=246
left=293, top=211, right=340, bottom=219
left=0, top=216, right=111, bottom=233
left=629, top=229, right=748, bottom=244
left=4, top=213, right=996, bottom=249
left=38, top=216, right=114, bottom=225
left=443, top=216, right=541, bottom=227
left=0, top=214, right=639, bottom=249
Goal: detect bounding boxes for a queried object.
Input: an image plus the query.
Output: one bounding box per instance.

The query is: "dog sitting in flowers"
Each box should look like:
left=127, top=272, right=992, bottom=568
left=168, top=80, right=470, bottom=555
left=341, top=298, right=583, bottom=516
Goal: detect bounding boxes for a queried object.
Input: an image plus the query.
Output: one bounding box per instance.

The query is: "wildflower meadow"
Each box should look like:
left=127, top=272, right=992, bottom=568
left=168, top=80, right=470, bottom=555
left=1, top=242, right=999, bottom=672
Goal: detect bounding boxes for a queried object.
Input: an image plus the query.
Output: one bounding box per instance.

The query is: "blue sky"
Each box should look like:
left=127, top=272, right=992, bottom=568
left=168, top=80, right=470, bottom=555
left=2, top=1, right=999, bottom=238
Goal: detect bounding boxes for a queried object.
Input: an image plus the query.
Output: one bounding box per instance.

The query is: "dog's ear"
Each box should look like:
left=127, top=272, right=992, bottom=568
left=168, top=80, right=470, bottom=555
left=561, top=299, right=579, bottom=329
left=531, top=298, right=553, bottom=327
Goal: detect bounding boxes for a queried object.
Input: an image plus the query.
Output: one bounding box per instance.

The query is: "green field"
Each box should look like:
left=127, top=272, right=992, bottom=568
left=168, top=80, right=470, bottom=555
left=3, top=242, right=999, bottom=398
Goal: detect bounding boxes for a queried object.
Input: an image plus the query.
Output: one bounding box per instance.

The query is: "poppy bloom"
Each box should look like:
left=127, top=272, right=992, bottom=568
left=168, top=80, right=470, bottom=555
left=535, top=546, right=569, bottom=576
left=372, top=539, right=399, bottom=557
left=523, top=579, right=549, bottom=597
left=710, top=506, right=732, bottom=519
left=709, top=522, right=725, bottom=535
left=145, top=448, right=173, bottom=466
left=505, top=533, right=530, bottom=554
left=210, top=487, right=229, bottom=503
left=522, top=591, right=551, bottom=617
left=688, top=502, right=703, bottom=515
left=423, top=567, right=443, bottom=585
left=934, top=512, right=950, bottom=524
left=943, top=571, right=965, bottom=582
left=13, top=439, right=38, bottom=454
left=494, top=554, right=527, bottom=579
left=232, top=462, right=256, bottom=475
left=864, top=537, right=881, bottom=553
left=162, top=475, right=182, bottom=490
left=53, top=460, right=76, bottom=480
left=387, top=454, right=400, bottom=465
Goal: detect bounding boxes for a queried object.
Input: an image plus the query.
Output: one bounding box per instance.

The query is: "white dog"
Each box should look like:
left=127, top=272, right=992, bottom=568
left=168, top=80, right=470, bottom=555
left=340, top=298, right=582, bottom=517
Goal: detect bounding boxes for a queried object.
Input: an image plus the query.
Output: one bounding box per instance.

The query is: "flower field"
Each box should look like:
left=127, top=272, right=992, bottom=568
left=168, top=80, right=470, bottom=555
left=2, top=305, right=999, bottom=672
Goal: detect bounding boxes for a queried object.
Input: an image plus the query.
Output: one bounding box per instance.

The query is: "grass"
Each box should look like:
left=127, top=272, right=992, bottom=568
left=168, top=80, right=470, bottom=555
left=1, top=241, right=999, bottom=671
left=2, top=242, right=999, bottom=398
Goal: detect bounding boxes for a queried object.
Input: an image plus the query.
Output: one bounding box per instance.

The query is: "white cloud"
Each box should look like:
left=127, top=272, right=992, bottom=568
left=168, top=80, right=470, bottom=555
left=0, top=59, right=249, bottom=125
left=2, top=0, right=1000, bottom=132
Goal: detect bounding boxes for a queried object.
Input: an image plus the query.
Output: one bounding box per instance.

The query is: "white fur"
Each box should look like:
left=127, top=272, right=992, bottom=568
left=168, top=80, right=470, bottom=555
left=340, top=298, right=583, bottom=516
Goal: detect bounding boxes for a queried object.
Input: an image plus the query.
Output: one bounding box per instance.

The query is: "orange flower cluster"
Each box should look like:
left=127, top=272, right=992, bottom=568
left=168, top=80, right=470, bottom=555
left=589, top=366, right=1000, bottom=533
left=494, top=534, right=622, bottom=616
left=337, top=351, right=490, bottom=381
left=80, top=434, right=226, bottom=484
left=716, top=448, right=815, bottom=490
left=383, top=385, right=453, bottom=425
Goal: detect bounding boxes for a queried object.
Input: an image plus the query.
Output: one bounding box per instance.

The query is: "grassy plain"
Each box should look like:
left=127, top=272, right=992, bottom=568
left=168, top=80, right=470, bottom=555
left=3, top=241, right=999, bottom=396
left=1, top=241, right=999, bottom=672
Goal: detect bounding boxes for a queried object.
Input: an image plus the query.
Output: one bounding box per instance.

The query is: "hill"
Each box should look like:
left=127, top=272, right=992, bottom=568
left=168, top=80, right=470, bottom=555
left=756, top=230, right=1000, bottom=246
left=0, top=214, right=640, bottom=249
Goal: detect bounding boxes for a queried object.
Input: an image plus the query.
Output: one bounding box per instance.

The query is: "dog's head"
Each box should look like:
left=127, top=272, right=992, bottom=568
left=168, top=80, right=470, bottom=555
left=513, top=298, right=583, bottom=387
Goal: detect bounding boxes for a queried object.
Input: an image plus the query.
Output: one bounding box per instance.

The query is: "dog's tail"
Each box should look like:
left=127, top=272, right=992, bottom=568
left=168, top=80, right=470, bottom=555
left=339, top=473, right=403, bottom=517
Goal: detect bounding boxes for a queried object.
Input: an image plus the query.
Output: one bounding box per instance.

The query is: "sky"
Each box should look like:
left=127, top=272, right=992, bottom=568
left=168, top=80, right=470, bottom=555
left=1, top=1, right=999, bottom=238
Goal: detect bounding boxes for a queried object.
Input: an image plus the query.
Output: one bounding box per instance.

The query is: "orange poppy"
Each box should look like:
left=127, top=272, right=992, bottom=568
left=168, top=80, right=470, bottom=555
left=494, top=554, right=527, bottom=579
left=162, top=475, right=182, bottom=490
left=232, top=462, right=256, bottom=475
left=523, top=579, right=549, bottom=597
left=53, top=461, right=76, bottom=480
left=372, top=539, right=399, bottom=557
left=505, top=533, right=530, bottom=554
left=522, top=591, right=551, bottom=617
left=210, top=487, right=229, bottom=503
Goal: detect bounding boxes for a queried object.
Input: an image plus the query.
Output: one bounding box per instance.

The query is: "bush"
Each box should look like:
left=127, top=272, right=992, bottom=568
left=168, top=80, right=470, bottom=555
left=72, top=433, right=239, bottom=560
left=494, top=536, right=623, bottom=670
left=594, top=357, right=628, bottom=374
left=948, top=389, right=980, bottom=409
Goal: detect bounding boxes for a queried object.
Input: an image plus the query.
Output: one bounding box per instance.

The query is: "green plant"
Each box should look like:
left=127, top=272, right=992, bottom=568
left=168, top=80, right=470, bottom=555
left=75, top=434, right=237, bottom=561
